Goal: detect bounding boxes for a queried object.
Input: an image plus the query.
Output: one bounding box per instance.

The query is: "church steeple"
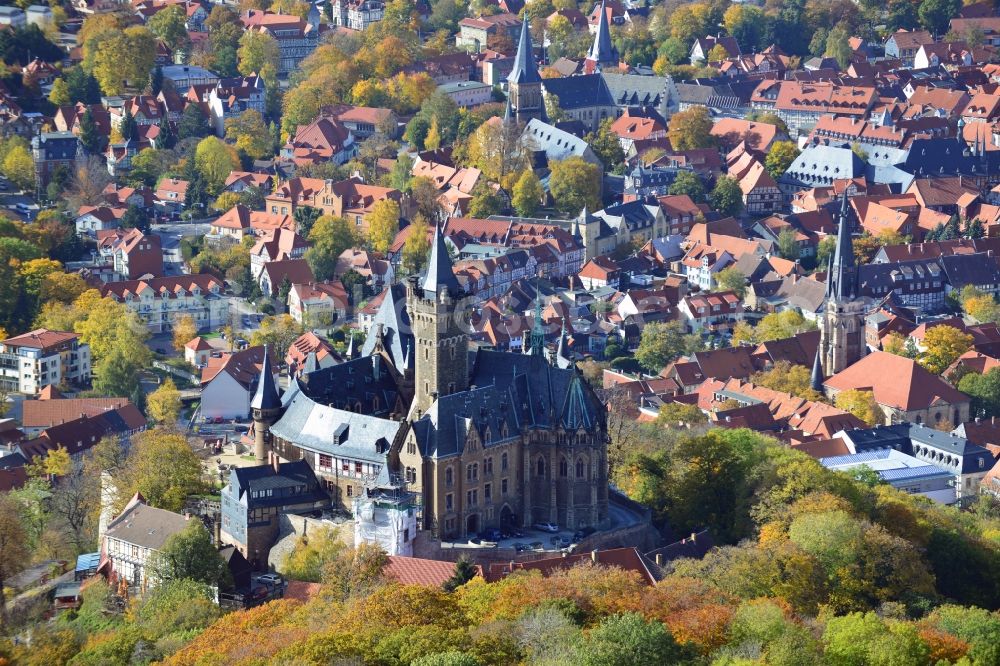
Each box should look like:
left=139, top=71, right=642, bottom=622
left=810, top=346, right=824, bottom=394
left=828, top=192, right=858, bottom=301
left=586, top=0, right=618, bottom=72
left=528, top=283, right=545, bottom=356
left=506, top=17, right=546, bottom=123
left=819, top=192, right=867, bottom=376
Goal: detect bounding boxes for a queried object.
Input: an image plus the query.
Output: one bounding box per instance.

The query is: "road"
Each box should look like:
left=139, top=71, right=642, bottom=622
left=152, top=221, right=211, bottom=276
left=0, top=176, right=39, bottom=220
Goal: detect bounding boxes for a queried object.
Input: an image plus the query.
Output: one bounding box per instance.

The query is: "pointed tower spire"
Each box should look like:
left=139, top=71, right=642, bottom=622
left=587, top=0, right=618, bottom=70
left=345, top=329, right=355, bottom=359
left=530, top=280, right=545, bottom=356
left=250, top=344, right=281, bottom=410
left=829, top=192, right=858, bottom=301
left=421, top=221, right=461, bottom=298
left=504, top=94, right=513, bottom=123
left=508, top=17, right=541, bottom=86
left=810, top=346, right=824, bottom=394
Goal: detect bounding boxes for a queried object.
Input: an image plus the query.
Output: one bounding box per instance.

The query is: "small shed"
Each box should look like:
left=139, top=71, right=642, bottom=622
left=75, top=552, right=100, bottom=581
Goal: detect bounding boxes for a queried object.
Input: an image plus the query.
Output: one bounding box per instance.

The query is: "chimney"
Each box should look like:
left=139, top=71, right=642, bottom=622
left=271, top=451, right=280, bottom=474
left=591, top=550, right=598, bottom=563
left=655, top=553, right=663, bottom=566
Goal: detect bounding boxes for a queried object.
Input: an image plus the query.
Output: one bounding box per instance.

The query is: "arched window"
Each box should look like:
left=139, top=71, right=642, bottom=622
left=559, top=457, right=568, bottom=477
left=445, top=467, right=453, bottom=486
left=576, top=458, right=585, bottom=478
left=536, top=457, right=545, bottom=477
left=501, top=452, right=508, bottom=471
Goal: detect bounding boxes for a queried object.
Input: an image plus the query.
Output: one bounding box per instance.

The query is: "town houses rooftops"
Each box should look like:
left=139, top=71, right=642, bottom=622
left=21, top=398, right=145, bottom=433
left=824, top=351, right=969, bottom=412
left=104, top=495, right=190, bottom=551
left=2, top=329, right=79, bottom=352
left=100, top=274, right=224, bottom=300
left=682, top=291, right=741, bottom=316
left=202, top=345, right=277, bottom=390
left=213, top=204, right=294, bottom=234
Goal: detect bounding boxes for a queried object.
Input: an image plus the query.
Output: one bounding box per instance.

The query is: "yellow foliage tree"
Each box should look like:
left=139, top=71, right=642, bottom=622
left=172, top=314, right=198, bottom=352
left=147, top=378, right=181, bottom=426
left=919, top=325, right=973, bottom=375
left=368, top=198, right=400, bottom=255
left=835, top=389, right=881, bottom=426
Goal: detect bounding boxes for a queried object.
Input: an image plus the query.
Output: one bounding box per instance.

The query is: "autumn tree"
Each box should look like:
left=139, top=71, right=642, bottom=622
left=402, top=214, right=432, bottom=276
left=512, top=169, right=544, bottom=217
left=225, top=109, right=271, bottom=160
left=251, top=314, right=304, bottom=356
left=549, top=157, right=601, bottom=215
left=172, top=314, right=198, bottom=352
left=835, top=389, right=881, bottom=426
left=667, top=106, right=716, bottom=151
left=465, top=118, right=527, bottom=191
left=90, top=27, right=156, bottom=95
left=238, top=30, right=280, bottom=85
left=3, top=143, right=34, bottom=191
left=958, top=368, right=1000, bottom=418
left=919, top=325, right=973, bottom=375
left=657, top=401, right=707, bottom=426
left=765, top=141, right=800, bottom=179
left=306, top=215, right=359, bottom=280
left=584, top=118, right=626, bottom=170
left=368, top=198, right=401, bottom=254
left=111, top=430, right=204, bottom=513
left=582, top=612, right=688, bottom=666
left=964, top=292, right=1000, bottom=324
left=147, top=378, right=182, bottom=426
left=194, top=136, right=241, bottom=194
left=714, top=266, right=747, bottom=298
left=0, top=493, right=28, bottom=621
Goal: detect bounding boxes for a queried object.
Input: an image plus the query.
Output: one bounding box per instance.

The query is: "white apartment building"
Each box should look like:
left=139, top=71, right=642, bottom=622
left=0, top=329, right=91, bottom=395
left=100, top=275, right=229, bottom=334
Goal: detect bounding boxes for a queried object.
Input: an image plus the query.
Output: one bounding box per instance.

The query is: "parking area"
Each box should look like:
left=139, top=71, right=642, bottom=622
left=445, top=525, right=598, bottom=554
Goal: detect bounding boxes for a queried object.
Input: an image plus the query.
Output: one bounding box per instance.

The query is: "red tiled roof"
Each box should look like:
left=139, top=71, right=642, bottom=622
left=384, top=555, right=478, bottom=587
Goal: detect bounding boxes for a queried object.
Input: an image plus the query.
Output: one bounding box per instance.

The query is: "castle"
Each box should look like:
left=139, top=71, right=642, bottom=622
left=251, top=225, right=609, bottom=541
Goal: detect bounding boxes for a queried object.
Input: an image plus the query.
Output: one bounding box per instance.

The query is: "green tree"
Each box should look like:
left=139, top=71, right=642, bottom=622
left=715, top=266, right=747, bottom=298
left=48, top=77, right=70, bottom=106
left=777, top=228, right=801, bottom=260
left=121, top=204, right=150, bottom=233
left=751, top=361, right=823, bottom=401
left=634, top=321, right=689, bottom=373
left=667, top=171, right=705, bottom=202
left=667, top=106, right=716, bottom=151
left=294, top=205, right=321, bottom=237
left=710, top=176, right=744, bottom=217
left=823, top=613, right=930, bottom=666
left=549, top=157, right=601, bottom=215
left=133, top=578, right=221, bottom=638
left=238, top=30, right=280, bottom=84
left=468, top=184, right=503, bottom=218
left=148, top=5, right=189, bottom=50
left=765, top=141, right=800, bottom=179
left=582, top=612, right=687, bottom=666
left=306, top=215, right=358, bottom=281
left=584, top=118, right=625, bottom=169
left=443, top=557, right=478, bottom=592
left=918, top=0, right=961, bottom=35
left=65, top=66, right=102, bottom=104
left=512, top=169, right=543, bottom=217
left=94, top=347, right=142, bottom=398
left=118, top=106, right=138, bottom=143
left=178, top=104, right=210, bottom=141
left=958, top=367, right=1000, bottom=418
left=150, top=520, right=231, bottom=588
left=824, top=24, right=853, bottom=68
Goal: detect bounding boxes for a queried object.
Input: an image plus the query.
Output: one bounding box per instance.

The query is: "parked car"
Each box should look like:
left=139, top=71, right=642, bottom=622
left=479, top=528, right=503, bottom=542
left=533, top=522, right=559, bottom=533
left=258, top=573, right=283, bottom=587
left=514, top=542, right=530, bottom=552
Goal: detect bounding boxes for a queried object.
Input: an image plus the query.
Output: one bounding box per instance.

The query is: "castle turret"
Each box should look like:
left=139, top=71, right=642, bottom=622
left=250, top=344, right=282, bottom=465
left=407, top=223, right=469, bottom=414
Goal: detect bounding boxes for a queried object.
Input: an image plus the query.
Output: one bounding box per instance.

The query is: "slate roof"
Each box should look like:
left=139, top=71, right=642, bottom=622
left=602, top=73, right=670, bottom=109
left=941, top=252, right=1000, bottom=290
left=360, top=283, right=413, bottom=371
left=542, top=74, right=615, bottom=110
left=412, top=351, right=603, bottom=459
left=228, top=459, right=328, bottom=509
left=104, top=496, right=189, bottom=550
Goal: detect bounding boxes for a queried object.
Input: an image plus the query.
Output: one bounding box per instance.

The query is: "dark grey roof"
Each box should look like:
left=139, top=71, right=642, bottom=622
left=781, top=145, right=866, bottom=188
left=594, top=199, right=660, bottom=233
left=602, top=73, right=669, bottom=109
left=360, top=283, right=413, bottom=370
left=673, top=82, right=741, bottom=109
left=941, top=252, right=1000, bottom=290
left=104, top=500, right=189, bottom=550
left=828, top=194, right=859, bottom=301
left=542, top=74, right=614, bottom=110
left=229, top=459, right=328, bottom=509
left=840, top=423, right=993, bottom=475
left=421, top=223, right=462, bottom=298
left=508, top=17, right=541, bottom=85
left=297, top=353, right=401, bottom=417
left=412, top=350, right=603, bottom=459
left=587, top=0, right=617, bottom=65
left=858, top=258, right=945, bottom=297
left=250, top=344, right=282, bottom=410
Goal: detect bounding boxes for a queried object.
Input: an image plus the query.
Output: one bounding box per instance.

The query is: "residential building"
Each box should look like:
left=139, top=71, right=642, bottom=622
left=288, top=281, right=350, bottom=327
left=208, top=75, right=266, bottom=137
left=281, top=115, right=356, bottom=166
left=210, top=205, right=295, bottom=242
left=439, top=81, right=493, bottom=108
left=330, top=0, right=385, bottom=31
left=100, top=275, right=228, bottom=334
left=220, top=460, right=330, bottom=567
left=30, top=132, right=79, bottom=193
left=201, top=346, right=278, bottom=420
left=259, top=258, right=314, bottom=298
left=456, top=13, right=522, bottom=51
left=820, top=449, right=959, bottom=503
left=240, top=11, right=322, bottom=76
left=75, top=205, right=125, bottom=236
left=0, top=7, right=25, bottom=27
left=249, top=228, right=308, bottom=280
left=110, top=229, right=164, bottom=280
left=160, top=65, right=220, bottom=93
left=99, top=495, right=191, bottom=591
left=678, top=291, right=744, bottom=335
left=884, top=29, right=933, bottom=66
left=20, top=396, right=145, bottom=438
left=0, top=330, right=91, bottom=395
left=154, top=178, right=188, bottom=217
left=265, top=177, right=402, bottom=234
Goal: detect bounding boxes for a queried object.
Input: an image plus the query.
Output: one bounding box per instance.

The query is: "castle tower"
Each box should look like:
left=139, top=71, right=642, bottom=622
left=820, top=194, right=867, bottom=376
left=407, top=223, right=469, bottom=414
left=507, top=17, right=546, bottom=123
left=584, top=0, right=619, bottom=73
left=250, top=344, right=282, bottom=465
